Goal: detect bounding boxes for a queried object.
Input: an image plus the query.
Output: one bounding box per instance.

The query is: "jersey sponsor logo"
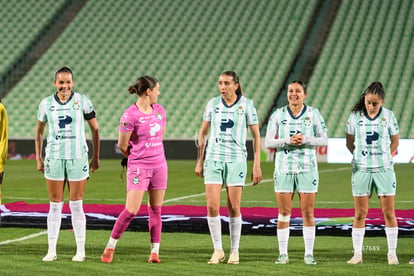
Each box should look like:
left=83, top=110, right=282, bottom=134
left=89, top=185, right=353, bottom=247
left=365, top=131, right=379, bottom=144
left=220, top=119, right=234, bottom=131
left=58, top=115, right=72, bottom=129
left=149, top=123, right=161, bottom=136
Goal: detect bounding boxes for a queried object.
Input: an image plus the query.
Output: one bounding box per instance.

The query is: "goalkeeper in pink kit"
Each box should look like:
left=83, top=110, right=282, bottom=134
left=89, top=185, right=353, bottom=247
left=101, top=75, right=167, bottom=263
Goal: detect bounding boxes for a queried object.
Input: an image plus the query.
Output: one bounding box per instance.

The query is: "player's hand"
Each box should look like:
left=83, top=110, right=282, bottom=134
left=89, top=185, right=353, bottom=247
left=90, top=158, right=100, bottom=173
left=194, top=163, right=204, bottom=178
left=251, top=166, right=262, bottom=185
left=36, top=159, right=44, bottom=173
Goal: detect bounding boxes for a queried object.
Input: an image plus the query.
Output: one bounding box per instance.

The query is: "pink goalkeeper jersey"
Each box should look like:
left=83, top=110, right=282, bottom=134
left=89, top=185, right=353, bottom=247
left=119, top=103, right=166, bottom=168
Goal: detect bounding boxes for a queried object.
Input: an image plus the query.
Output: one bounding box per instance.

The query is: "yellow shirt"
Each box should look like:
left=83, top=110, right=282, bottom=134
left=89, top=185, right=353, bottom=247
left=0, top=103, right=8, bottom=172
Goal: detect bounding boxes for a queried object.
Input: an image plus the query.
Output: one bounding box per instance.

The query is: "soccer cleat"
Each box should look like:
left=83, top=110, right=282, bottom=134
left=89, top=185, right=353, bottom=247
left=304, top=255, right=317, bottom=265
left=207, top=249, right=225, bottom=264
left=148, top=252, right=161, bottom=263
left=409, top=257, right=414, bottom=264
left=42, top=253, right=57, bottom=262
left=227, top=252, right=239, bottom=264
left=388, top=255, right=399, bottom=265
left=101, top=247, right=115, bottom=263
left=275, top=254, right=289, bottom=264
left=72, top=254, right=85, bottom=262
left=347, top=254, right=363, bottom=264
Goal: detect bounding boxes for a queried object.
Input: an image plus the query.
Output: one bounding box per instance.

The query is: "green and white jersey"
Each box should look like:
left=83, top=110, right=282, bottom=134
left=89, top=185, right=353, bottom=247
left=203, top=95, right=258, bottom=162
left=266, top=105, right=327, bottom=174
left=345, top=107, right=399, bottom=172
left=38, top=92, right=95, bottom=160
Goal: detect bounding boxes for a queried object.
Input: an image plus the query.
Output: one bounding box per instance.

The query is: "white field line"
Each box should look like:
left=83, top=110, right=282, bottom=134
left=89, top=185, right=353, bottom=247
left=0, top=231, right=47, bottom=245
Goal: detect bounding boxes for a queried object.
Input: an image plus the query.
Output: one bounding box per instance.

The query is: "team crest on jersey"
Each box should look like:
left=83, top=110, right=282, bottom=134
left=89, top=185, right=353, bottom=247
left=304, top=116, right=312, bottom=127
left=157, top=112, right=163, bottom=120
left=380, top=117, right=388, bottom=127
left=236, top=106, right=244, bottom=115
left=73, top=101, right=80, bottom=110
left=132, top=177, right=139, bottom=185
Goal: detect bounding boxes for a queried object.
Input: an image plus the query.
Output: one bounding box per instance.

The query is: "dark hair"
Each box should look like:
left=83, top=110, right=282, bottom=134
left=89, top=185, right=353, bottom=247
left=221, top=70, right=243, bottom=96
left=54, top=66, right=73, bottom=80
left=128, top=75, right=159, bottom=96
left=290, top=80, right=307, bottom=93
left=352, top=82, right=385, bottom=113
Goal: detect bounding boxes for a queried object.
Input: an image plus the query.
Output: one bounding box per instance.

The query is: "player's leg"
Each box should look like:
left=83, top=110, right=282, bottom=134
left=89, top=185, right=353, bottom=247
left=299, top=192, right=317, bottom=265
left=275, top=192, right=293, bottom=264
left=102, top=165, right=147, bottom=263
left=67, top=157, right=89, bottom=262
left=380, top=195, right=399, bottom=264
left=146, top=164, right=167, bottom=263
left=226, top=185, right=243, bottom=264
left=68, top=179, right=87, bottom=261
left=347, top=196, right=369, bottom=264
left=205, top=184, right=225, bottom=264
left=42, top=158, right=65, bottom=261
left=298, top=171, right=318, bottom=265
left=347, top=170, right=371, bottom=264
left=225, top=161, right=246, bottom=264
left=376, top=169, right=398, bottom=264
left=204, top=160, right=225, bottom=264
left=147, top=189, right=165, bottom=263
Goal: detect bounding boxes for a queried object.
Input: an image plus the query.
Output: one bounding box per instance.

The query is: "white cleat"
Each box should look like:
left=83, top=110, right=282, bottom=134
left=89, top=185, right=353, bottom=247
left=72, top=254, right=86, bottom=262
left=208, top=249, right=225, bottom=264
left=42, top=253, right=57, bottom=262
left=227, top=251, right=239, bottom=264
left=347, top=254, right=362, bottom=264
left=388, top=255, right=399, bottom=265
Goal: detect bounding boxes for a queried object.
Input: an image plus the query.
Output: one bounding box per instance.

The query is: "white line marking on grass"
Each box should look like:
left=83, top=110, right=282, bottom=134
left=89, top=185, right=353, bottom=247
left=0, top=231, right=47, bottom=245
left=164, top=167, right=349, bottom=203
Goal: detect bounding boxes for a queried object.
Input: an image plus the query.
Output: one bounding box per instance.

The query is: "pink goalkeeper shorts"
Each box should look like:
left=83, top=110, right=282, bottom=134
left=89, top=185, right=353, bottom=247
left=126, top=163, right=168, bottom=191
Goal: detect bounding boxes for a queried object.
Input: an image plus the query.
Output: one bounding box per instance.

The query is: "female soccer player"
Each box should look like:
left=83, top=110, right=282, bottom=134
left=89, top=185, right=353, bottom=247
left=101, top=75, right=167, bottom=264
left=265, top=80, right=328, bottom=265
left=195, top=71, right=262, bottom=265
left=345, top=82, right=399, bottom=265
left=35, top=66, right=100, bottom=262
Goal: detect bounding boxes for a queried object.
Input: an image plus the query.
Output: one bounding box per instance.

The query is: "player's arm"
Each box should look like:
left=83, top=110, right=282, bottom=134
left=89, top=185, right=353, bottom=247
left=345, top=133, right=355, bottom=154
left=35, top=120, right=46, bottom=172
left=118, top=131, right=132, bottom=157
left=87, top=117, right=100, bottom=172
left=390, top=134, right=399, bottom=154
left=195, top=120, right=210, bottom=178
left=249, top=124, right=262, bottom=185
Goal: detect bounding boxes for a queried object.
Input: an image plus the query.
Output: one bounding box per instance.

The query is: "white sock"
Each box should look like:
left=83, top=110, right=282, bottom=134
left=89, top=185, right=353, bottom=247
left=352, top=227, right=365, bottom=256
left=151, top=243, right=160, bottom=254
left=229, top=216, right=241, bottom=253
left=277, top=227, right=290, bottom=255
left=69, top=200, right=86, bottom=256
left=207, top=216, right=222, bottom=250
left=385, top=227, right=398, bottom=256
left=106, top=237, right=118, bottom=249
left=47, top=201, right=64, bottom=255
left=303, top=226, right=315, bottom=256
